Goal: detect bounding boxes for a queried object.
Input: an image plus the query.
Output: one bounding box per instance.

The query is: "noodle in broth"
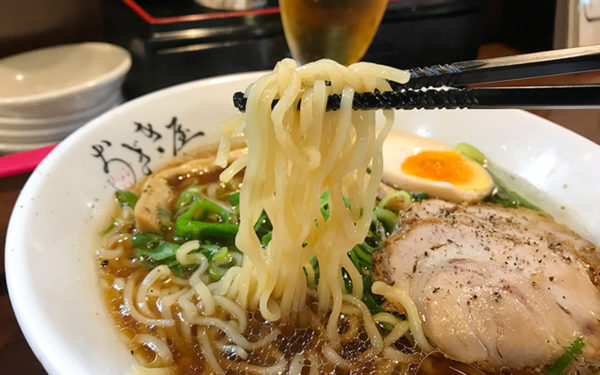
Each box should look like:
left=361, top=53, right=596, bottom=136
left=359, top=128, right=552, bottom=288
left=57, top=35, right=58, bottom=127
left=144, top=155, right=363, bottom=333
left=97, top=59, right=461, bottom=374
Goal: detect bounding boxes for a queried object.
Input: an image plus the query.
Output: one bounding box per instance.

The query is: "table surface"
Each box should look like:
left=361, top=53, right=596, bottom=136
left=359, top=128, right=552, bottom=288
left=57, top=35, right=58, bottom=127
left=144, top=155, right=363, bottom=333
left=1, top=43, right=599, bottom=374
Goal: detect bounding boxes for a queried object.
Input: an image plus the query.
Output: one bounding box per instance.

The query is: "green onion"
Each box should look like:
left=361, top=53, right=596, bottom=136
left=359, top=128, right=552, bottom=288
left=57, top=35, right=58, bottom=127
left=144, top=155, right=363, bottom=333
left=373, top=208, right=397, bottom=233
left=320, top=191, right=331, bottom=220
left=173, top=183, right=205, bottom=212
left=309, top=256, right=320, bottom=284
left=320, top=191, right=351, bottom=221
left=132, top=233, right=165, bottom=249
left=183, top=198, right=231, bottom=223
left=545, top=336, right=585, bottom=375
left=342, top=268, right=353, bottom=293
left=100, top=220, right=117, bottom=235
left=261, top=232, right=272, bottom=247
left=228, top=192, right=240, bottom=207
left=163, top=257, right=195, bottom=278
left=136, top=242, right=202, bottom=279
left=136, top=242, right=179, bottom=261
left=348, top=249, right=362, bottom=271
left=209, top=264, right=227, bottom=280
left=342, top=196, right=351, bottom=210
left=169, top=264, right=185, bottom=278
left=378, top=321, right=394, bottom=331
left=254, top=210, right=272, bottom=237
left=196, top=243, right=221, bottom=258
left=362, top=275, right=384, bottom=313
left=458, top=143, right=539, bottom=210
left=354, top=243, right=374, bottom=265
left=212, top=247, right=229, bottom=261
left=455, top=142, right=486, bottom=165
left=176, top=220, right=238, bottom=241
left=411, top=192, right=429, bottom=202
left=371, top=218, right=387, bottom=244
left=378, top=190, right=411, bottom=213
left=455, top=142, right=540, bottom=210
left=157, top=207, right=174, bottom=231
left=132, top=188, right=247, bottom=281
left=175, top=199, right=237, bottom=241
left=484, top=176, right=540, bottom=210
left=347, top=243, right=374, bottom=271
left=208, top=248, right=242, bottom=281
left=115, top=190, right=138, bottom=208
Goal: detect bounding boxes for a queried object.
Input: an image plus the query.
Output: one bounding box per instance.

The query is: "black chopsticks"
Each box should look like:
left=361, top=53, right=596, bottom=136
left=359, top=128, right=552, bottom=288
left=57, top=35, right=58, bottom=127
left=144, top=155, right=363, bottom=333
left=404, top=45, right=600, bottom=89
left=233, top=45, right=600, bottom=112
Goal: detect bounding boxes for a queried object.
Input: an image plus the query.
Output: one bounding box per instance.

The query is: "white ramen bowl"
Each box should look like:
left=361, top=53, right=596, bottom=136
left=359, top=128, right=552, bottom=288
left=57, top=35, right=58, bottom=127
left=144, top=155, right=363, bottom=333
left=0, top=42, right=130, bottom=118
left=6, top=71, right=600, bottom=375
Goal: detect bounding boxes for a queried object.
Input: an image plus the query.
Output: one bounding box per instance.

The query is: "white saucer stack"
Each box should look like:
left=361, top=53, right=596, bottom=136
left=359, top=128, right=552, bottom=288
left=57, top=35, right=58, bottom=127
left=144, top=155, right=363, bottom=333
left=0, top=42, right=131, bottom=154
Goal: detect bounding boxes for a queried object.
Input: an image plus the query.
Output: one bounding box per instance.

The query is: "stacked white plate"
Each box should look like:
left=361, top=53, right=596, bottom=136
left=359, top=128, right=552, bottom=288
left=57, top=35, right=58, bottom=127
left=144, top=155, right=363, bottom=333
left=0, top=42, right=131, bottom=154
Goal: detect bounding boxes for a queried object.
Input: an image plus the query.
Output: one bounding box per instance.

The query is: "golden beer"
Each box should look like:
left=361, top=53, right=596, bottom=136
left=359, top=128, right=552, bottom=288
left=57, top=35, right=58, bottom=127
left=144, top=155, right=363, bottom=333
left=279, top=0, right=388, bottom=65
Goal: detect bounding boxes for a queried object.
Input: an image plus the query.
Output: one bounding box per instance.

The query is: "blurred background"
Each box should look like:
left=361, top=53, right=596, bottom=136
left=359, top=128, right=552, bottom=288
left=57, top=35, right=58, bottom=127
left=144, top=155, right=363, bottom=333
left=1, top=0, right=597, bottom=98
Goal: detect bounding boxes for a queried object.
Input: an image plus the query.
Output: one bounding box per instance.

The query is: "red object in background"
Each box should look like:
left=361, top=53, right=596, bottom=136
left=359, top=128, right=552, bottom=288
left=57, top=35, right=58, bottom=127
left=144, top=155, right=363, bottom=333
left=122, top=0, right=280, bottom=23
left=122, top=0, right=402, bottom=24
left=0, top=144, right=57, bottom=178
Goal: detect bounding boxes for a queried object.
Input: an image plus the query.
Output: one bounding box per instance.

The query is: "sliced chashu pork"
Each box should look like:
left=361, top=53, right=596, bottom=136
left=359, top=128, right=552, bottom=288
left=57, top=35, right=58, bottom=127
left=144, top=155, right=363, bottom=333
left=374, top=199, right=600, bottom=373
left=134, top=148, right=246, bottom=232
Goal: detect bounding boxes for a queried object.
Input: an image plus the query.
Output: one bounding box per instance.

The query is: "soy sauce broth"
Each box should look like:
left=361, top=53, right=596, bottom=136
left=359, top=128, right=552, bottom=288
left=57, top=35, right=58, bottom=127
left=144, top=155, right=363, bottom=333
left=95, top=147, right=494, bottom=375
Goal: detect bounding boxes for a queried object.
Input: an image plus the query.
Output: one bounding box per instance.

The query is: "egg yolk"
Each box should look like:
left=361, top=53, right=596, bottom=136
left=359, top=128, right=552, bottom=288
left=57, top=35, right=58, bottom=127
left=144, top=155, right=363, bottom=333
left=401, top=151, right=474, bottom=185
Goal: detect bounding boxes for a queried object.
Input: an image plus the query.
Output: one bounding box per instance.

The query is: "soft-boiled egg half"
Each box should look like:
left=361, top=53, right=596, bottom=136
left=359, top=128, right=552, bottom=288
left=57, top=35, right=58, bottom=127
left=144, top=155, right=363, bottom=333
left=382, top=130, right=493, bottom=203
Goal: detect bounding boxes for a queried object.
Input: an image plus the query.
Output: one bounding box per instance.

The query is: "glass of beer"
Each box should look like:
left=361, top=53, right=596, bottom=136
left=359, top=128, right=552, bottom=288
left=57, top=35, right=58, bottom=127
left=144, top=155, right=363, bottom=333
left=279, top=0, right=389, bottom=65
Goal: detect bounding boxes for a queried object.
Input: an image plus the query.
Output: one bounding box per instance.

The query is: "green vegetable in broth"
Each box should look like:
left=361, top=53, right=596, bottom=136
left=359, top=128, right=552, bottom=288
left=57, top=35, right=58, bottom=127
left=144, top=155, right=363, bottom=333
left=320, top=191, right=331, bottom=220
left=175, top=219, right=238, bottom=241
left=227, top=191, right=240, bottom=207
left=119, top=169, right=421, bottom=338
left=309, top=256, right=320, bottom=284
left=207, top=247, right=243, bottom=281
left=115, top=190, right=138, bottom=208
left=132, top=233, right=165, bottom=249
left=455, top=142, right=540, bottom=210
left=175, top=199, right=238, bottom=241
left=125, top=167, right=433, bottom=318
left=99, top=219, right=117, bottom=235
left=373, top=208, right=397, bottom=233
left=484, top=183, right=540, bottom=210
left=362, top=275, right=384, bottom=314
left=136, top=242, right=179, bottom=261
left=173, top=183, right=205, bottom=212
left=253, top=210, right=272, bottom=239
left=410, top=192, right=429, bottom=202
left=349, top=242, right=374, bottom=271
left=134, top=241, right=192, bottom=277
left=342, top=268, right=353, bottom=293
left=545, top=336, right=585, bottom=375
left=455, top=142, right=486, bottom=165
left=377, top=190, right=411, bottom=212
left=177, top=198, right=231, bottom=223
left=261, top=232, right=273, bottom=247
left=157, top=207, right=174, bottom=232
left=319, top=191, right=351, bottom=222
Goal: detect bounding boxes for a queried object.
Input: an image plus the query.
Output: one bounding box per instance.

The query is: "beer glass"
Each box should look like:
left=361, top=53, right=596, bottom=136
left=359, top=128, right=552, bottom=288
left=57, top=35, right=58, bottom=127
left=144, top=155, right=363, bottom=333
left=279, top=0, right=388, bottom=65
